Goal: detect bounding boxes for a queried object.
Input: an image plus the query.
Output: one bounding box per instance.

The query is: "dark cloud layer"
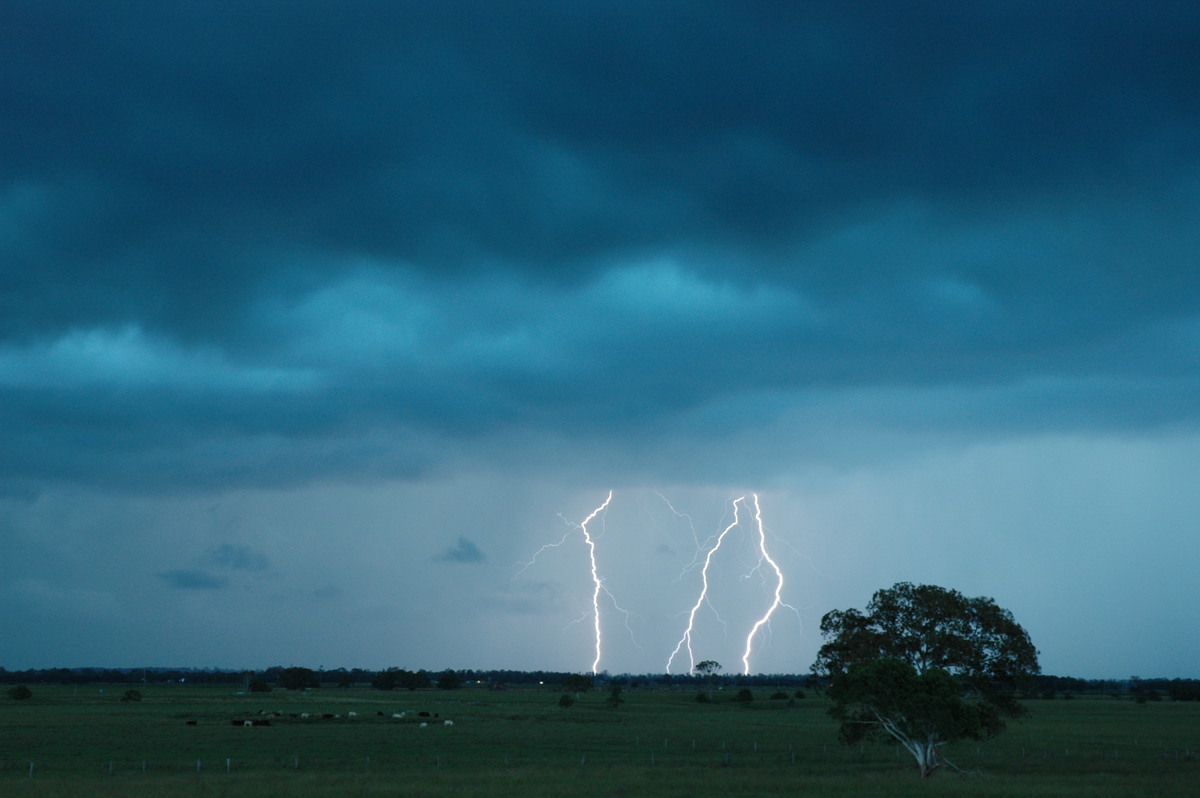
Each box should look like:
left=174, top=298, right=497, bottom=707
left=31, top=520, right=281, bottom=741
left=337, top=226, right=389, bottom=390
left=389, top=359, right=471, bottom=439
left=2, top=3, right=1199, bottom=677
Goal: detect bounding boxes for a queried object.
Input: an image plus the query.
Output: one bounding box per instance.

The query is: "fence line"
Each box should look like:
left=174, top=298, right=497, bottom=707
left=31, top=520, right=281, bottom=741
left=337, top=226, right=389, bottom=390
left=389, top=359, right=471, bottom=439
left=1, top=742, right=1195, bottom=779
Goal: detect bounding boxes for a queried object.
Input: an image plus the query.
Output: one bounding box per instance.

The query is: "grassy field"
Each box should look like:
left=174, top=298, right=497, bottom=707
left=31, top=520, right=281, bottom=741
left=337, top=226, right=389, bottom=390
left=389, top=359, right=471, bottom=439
left=1, top=683, right=1196, bottom=796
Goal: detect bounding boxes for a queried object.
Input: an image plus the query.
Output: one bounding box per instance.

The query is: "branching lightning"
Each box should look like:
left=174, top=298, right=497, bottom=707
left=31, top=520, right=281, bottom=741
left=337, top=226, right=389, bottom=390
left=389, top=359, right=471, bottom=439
left=519, top=490, right=802, bottom=676
left=740, top=493, right=798, bottom=675
left=665, top=496, right=744, bottom=674
left=579, top=491, right=613, bottom=674
left=518, top=491, right=631, bottom=675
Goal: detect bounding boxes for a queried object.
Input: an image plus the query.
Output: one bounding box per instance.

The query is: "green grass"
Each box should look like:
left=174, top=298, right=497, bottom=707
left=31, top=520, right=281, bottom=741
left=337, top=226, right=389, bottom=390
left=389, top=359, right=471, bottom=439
left=1, top=685, right=1196, bottom=796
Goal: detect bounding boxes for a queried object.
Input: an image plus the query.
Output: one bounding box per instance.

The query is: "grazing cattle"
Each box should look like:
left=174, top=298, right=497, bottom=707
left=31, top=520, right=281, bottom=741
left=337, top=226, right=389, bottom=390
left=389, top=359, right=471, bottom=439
left=301, top=713, right=310, bottom=719
left=419, top=722, right=428, bottom=728
left=322, top=713, right=334, bottom=719
left=252, top=719, right=271, bottom=726
left=418, top=711, right=430, bottom=717
left=185, top=720, right=197, bottom=726
left=376, top=711, right=385, bottom=717
left=443, top=719, right=454, bottom=726
left=347, top=711, right=357, bottom=718
left=392, top=712, right=405, bottom=719
left=244, top=720, right=253, bottom=727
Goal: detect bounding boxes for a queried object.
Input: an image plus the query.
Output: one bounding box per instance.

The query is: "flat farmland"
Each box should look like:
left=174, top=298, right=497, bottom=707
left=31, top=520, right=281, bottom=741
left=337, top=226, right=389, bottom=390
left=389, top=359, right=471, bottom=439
left=1, top=684, right=1196, bottom=797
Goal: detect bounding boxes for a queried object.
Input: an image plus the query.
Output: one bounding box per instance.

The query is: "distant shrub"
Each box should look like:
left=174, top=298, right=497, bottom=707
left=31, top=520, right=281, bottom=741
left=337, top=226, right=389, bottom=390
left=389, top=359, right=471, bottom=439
left=558, top=693, right=575, bottom=708
left=120, top=690, right=142, bottom=703
left=770, top=691, right=789, bottom=700
left=735, top=688, right=753, bottom=703
left=248, top=679, right=272, bottom=693
left=695, top=691, right=711, bottom=703
left=7, top=685, right=32, bottom=700
left=793, top=689, right=806, bottom=700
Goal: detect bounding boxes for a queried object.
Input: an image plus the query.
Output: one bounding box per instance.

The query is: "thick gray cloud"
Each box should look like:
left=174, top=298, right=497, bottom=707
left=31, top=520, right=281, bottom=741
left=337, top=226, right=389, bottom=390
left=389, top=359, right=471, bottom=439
left=1, top=2, right=1198, bottom=677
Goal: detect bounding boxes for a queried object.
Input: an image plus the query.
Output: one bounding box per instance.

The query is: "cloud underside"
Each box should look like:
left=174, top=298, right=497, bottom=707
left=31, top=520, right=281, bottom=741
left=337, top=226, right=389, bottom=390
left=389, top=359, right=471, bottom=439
left=1, top=2, right=1198, bottom=493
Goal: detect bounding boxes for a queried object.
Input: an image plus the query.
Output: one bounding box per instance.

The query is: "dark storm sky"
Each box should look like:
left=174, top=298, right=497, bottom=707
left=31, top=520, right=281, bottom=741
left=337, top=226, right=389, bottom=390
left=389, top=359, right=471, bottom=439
left=2, top=2, right=1198, bottom=677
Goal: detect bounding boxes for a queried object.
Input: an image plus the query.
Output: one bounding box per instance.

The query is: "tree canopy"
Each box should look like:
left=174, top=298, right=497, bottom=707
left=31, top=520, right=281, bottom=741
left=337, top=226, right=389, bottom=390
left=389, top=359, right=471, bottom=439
left=813, top=582, right=1039, bottom=778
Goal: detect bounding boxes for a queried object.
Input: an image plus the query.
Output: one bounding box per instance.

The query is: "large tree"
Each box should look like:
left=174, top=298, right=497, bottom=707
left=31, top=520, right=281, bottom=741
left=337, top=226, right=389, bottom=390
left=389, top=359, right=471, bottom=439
left=812, top=582, right=1039, bottom=778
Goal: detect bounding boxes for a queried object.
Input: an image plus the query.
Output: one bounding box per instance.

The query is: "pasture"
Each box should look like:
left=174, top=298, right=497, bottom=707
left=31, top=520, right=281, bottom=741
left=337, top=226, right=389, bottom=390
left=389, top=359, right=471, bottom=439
left=1, top=683, right=1196, bottom=797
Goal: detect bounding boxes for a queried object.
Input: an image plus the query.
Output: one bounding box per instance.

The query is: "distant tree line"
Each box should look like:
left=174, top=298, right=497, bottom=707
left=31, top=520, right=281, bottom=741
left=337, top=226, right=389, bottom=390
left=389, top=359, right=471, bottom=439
left=1, top=666, right=1196, bottom=699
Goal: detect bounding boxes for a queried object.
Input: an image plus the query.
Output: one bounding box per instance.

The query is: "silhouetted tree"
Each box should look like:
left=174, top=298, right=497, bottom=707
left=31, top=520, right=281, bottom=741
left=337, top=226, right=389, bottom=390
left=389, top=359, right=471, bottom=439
left=814, top=582, right=1039, bottom=778
left=695, top=660, right=721, bottom=700
left=278, top=667, right=319, bottom=691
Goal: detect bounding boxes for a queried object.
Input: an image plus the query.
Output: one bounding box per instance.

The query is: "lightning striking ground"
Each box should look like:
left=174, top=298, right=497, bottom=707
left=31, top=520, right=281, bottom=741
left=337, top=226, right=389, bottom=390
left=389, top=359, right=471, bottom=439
left=665, top=496, right=745, bottom=674
left=580, top=491, right=614, bottom=674
left=519, top=490, right=801, bottom=676
left=740, top=493, right=796, bottom=675
left=517, top=491, right=625, bottom=675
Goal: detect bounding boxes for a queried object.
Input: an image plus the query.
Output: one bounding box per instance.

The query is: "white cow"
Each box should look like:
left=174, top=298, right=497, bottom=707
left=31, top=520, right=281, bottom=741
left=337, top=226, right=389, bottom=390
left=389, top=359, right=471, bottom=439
left=443, top=719, right=454, bottom=726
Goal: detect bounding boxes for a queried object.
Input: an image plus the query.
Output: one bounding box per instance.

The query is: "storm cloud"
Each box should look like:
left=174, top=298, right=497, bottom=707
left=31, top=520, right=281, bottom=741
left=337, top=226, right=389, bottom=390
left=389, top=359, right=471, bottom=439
left=1, top=2, right=1197, bottom=677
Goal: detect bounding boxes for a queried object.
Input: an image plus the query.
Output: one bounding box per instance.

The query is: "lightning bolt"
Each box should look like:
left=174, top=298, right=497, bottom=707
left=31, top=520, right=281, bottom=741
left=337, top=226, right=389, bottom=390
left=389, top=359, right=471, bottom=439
left=518, top=492, right=623, bottom=675
left=666, top=496, right=745, bottom=674
left=740, top=493, right=796, bottom=675
left=655, top=492, right=704, bottom=572
left=513, top=528, right=575, bottom=577
left=579, top=491, right=614, bottom=674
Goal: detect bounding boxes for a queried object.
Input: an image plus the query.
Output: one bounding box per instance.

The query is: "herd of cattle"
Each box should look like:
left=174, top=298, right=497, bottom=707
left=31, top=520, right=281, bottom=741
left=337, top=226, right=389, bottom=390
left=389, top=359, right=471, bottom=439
left=201, top=710, right=455, bottom=728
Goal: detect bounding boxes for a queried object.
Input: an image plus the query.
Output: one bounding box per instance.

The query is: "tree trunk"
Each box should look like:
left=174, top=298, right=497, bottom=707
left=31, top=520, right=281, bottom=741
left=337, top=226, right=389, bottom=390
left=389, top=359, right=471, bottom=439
left=902, top=738, right=940, bottom=778
left=916, top=744, right=938, bottom=778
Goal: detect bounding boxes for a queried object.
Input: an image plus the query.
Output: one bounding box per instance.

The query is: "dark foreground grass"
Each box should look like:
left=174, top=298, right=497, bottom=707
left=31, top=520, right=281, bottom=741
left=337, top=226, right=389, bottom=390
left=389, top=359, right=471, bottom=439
left=1, top=685, right=1196, bottom=796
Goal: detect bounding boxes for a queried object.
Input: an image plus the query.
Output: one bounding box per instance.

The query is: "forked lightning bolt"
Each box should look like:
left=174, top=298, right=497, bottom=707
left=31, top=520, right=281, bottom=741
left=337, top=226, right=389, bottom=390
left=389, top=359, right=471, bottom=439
left=580, top=491, right=613, bottom=674
left=665, top=497, right=744, bottom=674
left=740, top=493, right=799, bottom=675
left=516, top=491, right=630, bottom=675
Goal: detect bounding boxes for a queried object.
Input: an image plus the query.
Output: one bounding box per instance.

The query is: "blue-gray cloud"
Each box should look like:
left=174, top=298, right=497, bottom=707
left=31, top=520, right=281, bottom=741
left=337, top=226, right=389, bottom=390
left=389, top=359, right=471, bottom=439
left=435, top=537, right=485, bottom=564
